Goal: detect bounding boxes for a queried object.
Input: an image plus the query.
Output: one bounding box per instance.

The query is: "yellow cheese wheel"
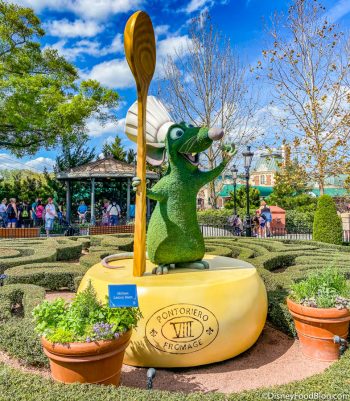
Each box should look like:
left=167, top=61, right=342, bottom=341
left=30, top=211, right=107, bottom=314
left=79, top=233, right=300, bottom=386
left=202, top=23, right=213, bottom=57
left=79, top=254, right=267, bottom=367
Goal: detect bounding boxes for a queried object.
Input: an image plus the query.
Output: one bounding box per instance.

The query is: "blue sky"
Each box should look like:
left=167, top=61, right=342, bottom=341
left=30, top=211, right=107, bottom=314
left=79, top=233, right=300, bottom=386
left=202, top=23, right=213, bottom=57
left=1, top=0, right=350, bottom=173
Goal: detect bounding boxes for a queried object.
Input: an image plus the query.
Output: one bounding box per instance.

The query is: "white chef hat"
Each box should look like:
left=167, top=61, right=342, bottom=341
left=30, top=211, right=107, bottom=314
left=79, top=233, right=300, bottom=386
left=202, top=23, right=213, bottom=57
left=125, top=96, right=175, bottom=166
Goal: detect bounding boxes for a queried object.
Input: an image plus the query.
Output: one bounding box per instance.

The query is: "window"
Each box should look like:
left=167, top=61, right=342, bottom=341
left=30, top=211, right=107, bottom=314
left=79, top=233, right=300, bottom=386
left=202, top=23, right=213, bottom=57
left=260, top=175, right=266, bottom=185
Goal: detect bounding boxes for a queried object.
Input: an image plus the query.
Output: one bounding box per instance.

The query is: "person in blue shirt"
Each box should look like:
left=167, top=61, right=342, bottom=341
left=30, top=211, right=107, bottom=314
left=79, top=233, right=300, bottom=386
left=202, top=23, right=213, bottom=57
left=77, top=200, right=88, bottom=224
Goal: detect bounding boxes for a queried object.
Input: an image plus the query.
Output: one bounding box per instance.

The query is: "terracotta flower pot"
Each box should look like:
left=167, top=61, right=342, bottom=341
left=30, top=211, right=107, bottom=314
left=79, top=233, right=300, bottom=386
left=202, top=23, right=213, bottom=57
left=42, top=330, right=132, bottom=385
left=287, top=298, right=350, bottom=361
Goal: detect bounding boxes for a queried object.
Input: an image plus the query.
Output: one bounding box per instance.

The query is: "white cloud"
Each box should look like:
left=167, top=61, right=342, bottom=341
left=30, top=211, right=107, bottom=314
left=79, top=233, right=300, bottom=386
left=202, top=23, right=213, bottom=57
left=184, top=0, right=213, bottom=13
left=0, top=154, right=55, bottom=172
left=87, top=58, right=134, bottom=89
left=8, top=0, right=142, bottom=21
left=108, top=34, right=124, bottom=54
left=87, top=120, right=117, bottom=138
left=45, top=19, right=103, bottom=38
left=326, top=0, right=350, bottom=22
left=47, top=33, right=123, bottom=61
left=25, top=157, right=56, bottom=172
left=155, top=25, right=170, bottom=38
left=81, top=34, right=190, bottom=87
left=87, top=118, right=125, bottom=138
left=155, top=35, right=192, bottom=78
left=157, top=35, right=190, bottom=60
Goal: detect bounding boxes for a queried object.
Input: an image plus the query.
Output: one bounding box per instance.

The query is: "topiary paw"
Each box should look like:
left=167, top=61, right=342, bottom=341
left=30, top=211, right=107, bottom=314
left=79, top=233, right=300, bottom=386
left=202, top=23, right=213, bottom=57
left=152, top=265, right=169, bottom=275
left=132, top=176, right=141, bottom=191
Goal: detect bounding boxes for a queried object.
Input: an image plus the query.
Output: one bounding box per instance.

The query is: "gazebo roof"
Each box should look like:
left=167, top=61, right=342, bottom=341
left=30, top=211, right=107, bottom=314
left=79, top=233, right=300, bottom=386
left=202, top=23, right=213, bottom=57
left=56, top=157, right=158, bottom=180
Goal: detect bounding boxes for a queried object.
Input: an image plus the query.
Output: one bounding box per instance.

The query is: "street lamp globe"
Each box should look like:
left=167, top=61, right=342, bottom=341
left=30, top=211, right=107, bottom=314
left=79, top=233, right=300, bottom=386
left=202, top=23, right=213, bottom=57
left=243, top=145, right=254, bottom=170
left=230, top=164, right=238, bottom=181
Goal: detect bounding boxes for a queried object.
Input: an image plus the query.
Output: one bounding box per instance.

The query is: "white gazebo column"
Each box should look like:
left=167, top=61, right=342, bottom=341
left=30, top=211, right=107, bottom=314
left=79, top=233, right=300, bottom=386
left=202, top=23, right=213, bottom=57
left=126, top=178, right=131, bottom=221
left=90, top=178, right=96, bottom=225
left=65, top=180, right=71, bottom=223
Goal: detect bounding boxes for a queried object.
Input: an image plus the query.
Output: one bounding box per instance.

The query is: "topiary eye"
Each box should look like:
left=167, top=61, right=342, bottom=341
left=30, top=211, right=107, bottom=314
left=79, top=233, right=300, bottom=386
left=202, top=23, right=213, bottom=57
left=169, top=127, right=184, bottom=140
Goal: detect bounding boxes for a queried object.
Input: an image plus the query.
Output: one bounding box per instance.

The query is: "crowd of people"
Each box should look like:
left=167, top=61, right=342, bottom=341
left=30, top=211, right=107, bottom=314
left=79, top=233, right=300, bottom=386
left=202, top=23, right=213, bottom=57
left=0, top=197, right=125, bottom=236
left=228, top=201, right=273, bottom=237
left=0, top=197, right=60, bottom=236
left=77, top=199, right=123, bottom=226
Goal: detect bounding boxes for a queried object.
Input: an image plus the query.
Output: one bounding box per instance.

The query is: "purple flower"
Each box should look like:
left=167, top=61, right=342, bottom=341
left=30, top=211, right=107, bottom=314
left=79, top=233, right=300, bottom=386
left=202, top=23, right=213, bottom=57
left=86, top=337, right=91, bottom=343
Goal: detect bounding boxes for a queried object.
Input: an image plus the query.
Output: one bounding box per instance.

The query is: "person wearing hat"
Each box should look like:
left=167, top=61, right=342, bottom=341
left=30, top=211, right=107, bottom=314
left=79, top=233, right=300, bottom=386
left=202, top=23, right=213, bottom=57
left=45, top=197, right=57, bottom=237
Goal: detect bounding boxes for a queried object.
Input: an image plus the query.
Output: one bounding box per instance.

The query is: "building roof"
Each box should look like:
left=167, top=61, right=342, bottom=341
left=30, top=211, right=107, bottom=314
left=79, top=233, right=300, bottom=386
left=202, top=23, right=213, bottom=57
left=56, top=157, right=158, bottom=180
left=251, top=155, right=282, bottom=173
left=310, top=188, right=348, bottom=197
left=219, top=184, right=274, bottom=198
left=219, top=184, right=348, bottom=199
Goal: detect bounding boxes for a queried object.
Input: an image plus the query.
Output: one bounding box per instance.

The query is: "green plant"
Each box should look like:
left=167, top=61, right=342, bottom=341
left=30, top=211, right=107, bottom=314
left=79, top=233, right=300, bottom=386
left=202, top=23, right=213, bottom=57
left=4, top=262, right=87, bottom=291
left=313, top=195, right=343, bottom=245
left=290, top=268, right=350, bottom=308
left=197, top=209, right=232, bottom=225
left=32, top=283, right=142, bottom=343
left=285, top=209, right=314, bottom=232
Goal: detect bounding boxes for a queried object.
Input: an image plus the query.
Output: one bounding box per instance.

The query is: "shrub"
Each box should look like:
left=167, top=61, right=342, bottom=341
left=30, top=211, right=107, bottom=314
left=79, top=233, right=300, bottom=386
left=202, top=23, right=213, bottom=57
left=197, top=209, right=232, bottom=225
left=4, top=263, right=88, bottom=291
left=313, top=195, right=343, bottom=245
left=54, top=239, right=83, bottom=260
left=285, top=209, right=314, bottom=232
left=79, top=249, right=117, bottom=269
left=0, top=284, right=45, bottom=321
left=100, top=236, right=134, bottom=251
left=0, top=246, right=57, bottom=274
left=0, top=284, right=47, bottom=366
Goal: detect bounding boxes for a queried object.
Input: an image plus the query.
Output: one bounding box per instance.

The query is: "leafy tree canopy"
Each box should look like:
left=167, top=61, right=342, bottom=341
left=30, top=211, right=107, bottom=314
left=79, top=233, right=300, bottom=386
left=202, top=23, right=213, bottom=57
left=0, top=1, right=119, bottom=157
left=225, top=186, right=260, bottom=211
left=55, top=137, right=96, bottom=172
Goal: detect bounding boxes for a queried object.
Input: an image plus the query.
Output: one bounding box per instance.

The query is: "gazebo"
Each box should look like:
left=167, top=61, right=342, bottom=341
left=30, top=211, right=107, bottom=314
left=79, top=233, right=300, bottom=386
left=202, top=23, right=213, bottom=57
left=56, top=156, right=159, bottom=223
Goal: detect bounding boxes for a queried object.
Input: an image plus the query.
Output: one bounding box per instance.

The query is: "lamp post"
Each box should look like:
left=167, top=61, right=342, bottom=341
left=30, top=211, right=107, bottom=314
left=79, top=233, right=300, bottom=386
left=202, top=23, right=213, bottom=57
left=231, top=165, right=238, bottom=216
left=242, top=145, right=254, bottom=237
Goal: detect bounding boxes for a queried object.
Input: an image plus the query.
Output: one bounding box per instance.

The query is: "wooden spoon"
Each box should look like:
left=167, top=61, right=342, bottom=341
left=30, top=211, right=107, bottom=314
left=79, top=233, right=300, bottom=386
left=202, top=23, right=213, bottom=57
left=124, top=11, right=156, bottom=277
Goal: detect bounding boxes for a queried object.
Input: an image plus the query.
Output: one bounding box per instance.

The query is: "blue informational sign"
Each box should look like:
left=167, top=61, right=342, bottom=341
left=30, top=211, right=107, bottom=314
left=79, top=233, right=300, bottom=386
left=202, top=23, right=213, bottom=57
left=108, top=284, right=139, bottom=308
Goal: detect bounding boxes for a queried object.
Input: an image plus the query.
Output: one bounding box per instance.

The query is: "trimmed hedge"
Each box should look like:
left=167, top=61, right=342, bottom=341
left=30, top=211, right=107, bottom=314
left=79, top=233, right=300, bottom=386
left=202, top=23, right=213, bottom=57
left=0, top=237, right=87, bottom=274
left=4, top=262, right=88, bottom=291
left=0, top=284, right=47, bottom=366
left=313, top=194, right=343, bottom=245
left=0, top=284, right=45, bottom=321
left=79, top=249, right=118, bottom=269
left=100, top=236, right=134, bottom=251
left=90, top=233, right=132, bottom=247
left=53, top=239, right=83, bottom=261
left=0, top=246, right=57, bottom=274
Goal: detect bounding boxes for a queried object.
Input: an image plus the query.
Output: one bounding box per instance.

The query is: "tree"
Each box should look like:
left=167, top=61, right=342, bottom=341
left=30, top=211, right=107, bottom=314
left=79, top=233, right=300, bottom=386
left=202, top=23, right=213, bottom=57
left=0, top=1, right=119, bottom=156
left=268, top=143, right=311, bottom=207
left=160, top=12, right=260, bottom=208
left=344, top=176, right=350, bottom=195
left=225, top=186, right=260, bottom=211
left=0, top=169, right=56, bottom=201
left=313, top=195, right=343, bottom=245
left=126, top=149, right=136, bottom=164
left=258, top=0, right=350, bottom=195
left=55, top=137, right=96, bottom=172
left=102, top=136, right=126, bottom=161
